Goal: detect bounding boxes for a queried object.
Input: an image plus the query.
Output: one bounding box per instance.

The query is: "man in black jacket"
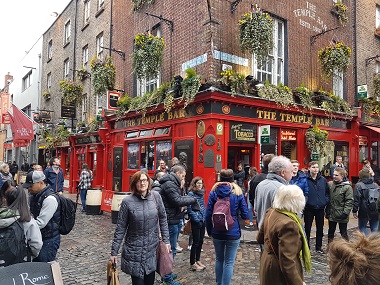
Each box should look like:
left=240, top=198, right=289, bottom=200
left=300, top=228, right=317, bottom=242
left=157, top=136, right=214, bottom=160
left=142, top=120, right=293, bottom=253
left=159, top=165, right=199, bottom=284
left=248, top=154, right=274, bottom=206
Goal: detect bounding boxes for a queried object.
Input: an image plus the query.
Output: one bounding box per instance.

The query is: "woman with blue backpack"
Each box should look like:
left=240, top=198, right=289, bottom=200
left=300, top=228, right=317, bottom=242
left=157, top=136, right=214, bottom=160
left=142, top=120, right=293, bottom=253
left=205, top=169, right=248, bottom=285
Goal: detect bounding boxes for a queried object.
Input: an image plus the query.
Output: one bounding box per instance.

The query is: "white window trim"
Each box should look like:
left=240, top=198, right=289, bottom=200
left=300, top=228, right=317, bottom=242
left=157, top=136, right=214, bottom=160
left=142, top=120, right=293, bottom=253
left=98, top=0, right=104, bottom=10
left=333, top=71, right=344, bottom=99
left=83, top=46, right=89, bottom=69
left=48, top=40, right=53, bottom=59
left=376, top=5, right=380, bottom=28
left=84, top=0, right=90, bottom=24
left=64, top=59, right=70, bottom=78
left=96, top=34, right=104, bottom=59
left=251, top=18, right=285, bottom=85
left=64, top=20, right=71, bottom=44
left=47, top=73, right=52, bottom=91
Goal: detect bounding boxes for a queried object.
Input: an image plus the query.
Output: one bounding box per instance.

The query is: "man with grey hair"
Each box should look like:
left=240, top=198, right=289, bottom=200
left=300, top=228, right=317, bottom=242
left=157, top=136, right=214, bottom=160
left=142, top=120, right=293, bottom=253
left=254, top=155, right=293, bottom=229
left=330, top=155, right=345, bottom=179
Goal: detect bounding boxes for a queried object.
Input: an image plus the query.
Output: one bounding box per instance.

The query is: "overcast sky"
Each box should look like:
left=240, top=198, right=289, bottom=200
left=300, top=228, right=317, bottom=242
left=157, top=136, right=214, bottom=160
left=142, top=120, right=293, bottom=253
left=0, top=0, right=71, bottom=87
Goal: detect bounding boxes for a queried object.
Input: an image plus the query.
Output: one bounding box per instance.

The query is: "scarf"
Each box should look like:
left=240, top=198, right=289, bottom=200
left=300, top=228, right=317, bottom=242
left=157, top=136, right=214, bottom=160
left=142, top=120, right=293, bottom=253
left=276, top=209, right=312, bottom=273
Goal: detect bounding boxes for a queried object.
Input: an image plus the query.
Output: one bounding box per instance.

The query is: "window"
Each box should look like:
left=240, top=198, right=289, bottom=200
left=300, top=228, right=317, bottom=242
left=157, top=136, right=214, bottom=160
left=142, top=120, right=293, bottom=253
left=140, top=141, right=155, bottom=170
left=64, top=20, right=71, bottom=44
left=136, top=25, right=161, bottom=96
left=82, top=45, right=89, bottom=69
left=96, top=33, right=104, bottom=59
left=84, top=0, right=90, bottom=24
left=47, top=72, right=52, bottom=91
left=127, top=143, right=139, bottom=169
left=376, top=5, right=380, bottom=28
left=333, top=71, right=343, bottom=98
left=48, top=40, right=53, bottom=60
left=98, top=0, right=104, bottom=10
left=22, top=71, right=33, bottom=91
left=64, top=59, right=70, bottom=78
left=376, top=62, right=380, bottom=73
left=82, top=96, right=87, bottom=121
left=252, top=18, right=285, bottom=85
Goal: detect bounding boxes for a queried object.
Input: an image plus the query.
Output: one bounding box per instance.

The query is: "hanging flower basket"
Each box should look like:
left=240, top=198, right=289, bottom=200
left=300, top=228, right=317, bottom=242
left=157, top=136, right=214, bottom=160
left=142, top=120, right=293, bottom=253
left=132, top=33, right=165, bottom=81
left=238, top=11, right=274, bottom=65
left=131, top=0, right=154, bottom=11
left=90, top=56, right=116, bottom=96
left=42, top=91, right=51, bottom=100
left=218, top=69, right=248, bottom=96
left=59, top=80, right=86, bottom=106
left=305, top=125, right=328, bottom=156
left=318, top=42, right=351, bottom=79
left=180, top=68, right=201, bottom=108
left=76, top=68, right=90, bottom=81
left=332, top=1, right=348, bottom=26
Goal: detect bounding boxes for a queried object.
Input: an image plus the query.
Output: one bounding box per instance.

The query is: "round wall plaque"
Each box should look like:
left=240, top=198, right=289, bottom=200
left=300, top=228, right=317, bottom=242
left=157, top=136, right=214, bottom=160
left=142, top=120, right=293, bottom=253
left=204, top=134, right=216, bottom=146
left=197, top=121, right=206, bottom=138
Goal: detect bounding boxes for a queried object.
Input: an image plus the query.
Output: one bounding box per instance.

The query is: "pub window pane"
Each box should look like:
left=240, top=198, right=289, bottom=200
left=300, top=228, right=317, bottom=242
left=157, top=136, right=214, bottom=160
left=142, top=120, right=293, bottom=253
left=154, top=127, right=170, bottom=136
left=140, top=141, right=155, bottom=170
left=126, top=131, right=138, bottom=138
left=127, top=143, right=139, bottom=169
left=156, top=140, right=172, bottom=166
left=140, top=129, right=153, bottom=137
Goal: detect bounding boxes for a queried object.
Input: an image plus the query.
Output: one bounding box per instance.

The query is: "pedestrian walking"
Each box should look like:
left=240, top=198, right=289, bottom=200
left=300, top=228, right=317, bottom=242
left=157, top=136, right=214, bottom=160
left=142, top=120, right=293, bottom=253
left=327, top=167, right=353, bottom=243
left=110, top=171, right=170, bottom=285
left=257, top=185, right=310, bottom=285
left=187, top=176, right=206, bottom=271
left=352, top=168, right=380, bottom=236
left=44, top=157, right=64, bottom=194
left=9, top=161, right=18, bottom=182
left=0, top=163, right=13, bottom=187
left=78, top=163, right=93, bottom=213
left=205, top=168, right=248, bottom=285
left=21, top=160, right=29, bottom=172
left=1, top=183, right=43, bottom=265
left=330, top=156, right=346, bottom=179
left=245, top=166, right=258, bottom=228
left=23, top=170, right=61, bottom=262
left=305, top=161, right=330, bottom=253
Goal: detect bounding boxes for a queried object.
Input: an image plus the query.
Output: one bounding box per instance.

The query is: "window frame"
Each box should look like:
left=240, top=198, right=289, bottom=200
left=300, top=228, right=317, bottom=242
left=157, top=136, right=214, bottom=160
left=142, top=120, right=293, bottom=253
left=47, top=72, right=52, bottom=91
left=84, top=0, right=91, bottom=24
left=48, top=40, right=53, bottom=60
left=22, top=71, right=33, bottom=92
left=376, top=5, right=380, bottom=28
left=98, top=0, right=104, bottom=10
left=251, top=17, right=285, bottom=85
left=333, top=71, right=344, bottom=99
left=64, top=20, right=71, bottom=45
left=96, top=33, right=104, bottom=59
left=82, top=45, right=89, bottom=69
left=64, top=59, right=70, bottom=78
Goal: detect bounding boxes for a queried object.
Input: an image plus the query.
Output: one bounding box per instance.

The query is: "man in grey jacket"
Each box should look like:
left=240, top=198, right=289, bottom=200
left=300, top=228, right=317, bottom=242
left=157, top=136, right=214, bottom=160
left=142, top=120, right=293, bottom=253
left=254, top=156, right=293, bottom=229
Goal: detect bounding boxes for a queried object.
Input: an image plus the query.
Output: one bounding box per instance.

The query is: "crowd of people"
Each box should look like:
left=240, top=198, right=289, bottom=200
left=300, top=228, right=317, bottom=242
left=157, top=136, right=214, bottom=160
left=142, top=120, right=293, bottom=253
left=3, top=153, right=380, bottom=285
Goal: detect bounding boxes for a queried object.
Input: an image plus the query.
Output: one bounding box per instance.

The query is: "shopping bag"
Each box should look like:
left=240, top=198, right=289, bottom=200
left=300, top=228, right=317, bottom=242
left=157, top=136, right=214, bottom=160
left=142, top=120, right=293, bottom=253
left=183, top=220, right=192, bottom=235
left=156, top=240, right=173, bottom=277
left=107, top=261, right=120, bottom=285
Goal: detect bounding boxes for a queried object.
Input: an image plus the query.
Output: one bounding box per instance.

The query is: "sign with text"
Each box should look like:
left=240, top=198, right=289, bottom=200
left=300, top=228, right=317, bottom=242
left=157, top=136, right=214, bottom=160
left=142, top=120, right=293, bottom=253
left=107, top=90, right=121, bottom=110
left=0, top=261, right=63, bottom=285
left=357, top=85, right=368, bottom=99
left=74, top=135, right=101, bottom=145
left=359, top=135, right=368, bottom=146
left=280, top=130, right=297, bottom=141
left=1, top=92, right=10, bottom=124
left=230, top=122, right=256, bottom=142
left=61, top=99, right=76, bottom=118
left=259, top=125, right=270, bottom=144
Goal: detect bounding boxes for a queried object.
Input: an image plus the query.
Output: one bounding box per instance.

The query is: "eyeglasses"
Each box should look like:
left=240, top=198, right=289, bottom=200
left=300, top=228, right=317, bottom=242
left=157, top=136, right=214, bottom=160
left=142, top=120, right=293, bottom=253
left=137, top=179, right=148, bottom=184
left=196, top=181, right=203, bottom=185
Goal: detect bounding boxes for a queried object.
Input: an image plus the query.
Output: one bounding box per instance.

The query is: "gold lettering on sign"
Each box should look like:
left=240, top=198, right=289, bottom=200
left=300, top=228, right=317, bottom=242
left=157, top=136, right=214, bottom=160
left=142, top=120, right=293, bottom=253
left=257, top=110, right=277, bottom=120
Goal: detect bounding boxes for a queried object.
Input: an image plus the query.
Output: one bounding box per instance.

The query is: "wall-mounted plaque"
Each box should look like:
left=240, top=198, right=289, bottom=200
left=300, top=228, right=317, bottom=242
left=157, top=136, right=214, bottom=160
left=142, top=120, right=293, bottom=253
left=197, top=120, right=206, bottom=138
left=204, top=134, right=216, bottom=146
left=204, top=149, right=214, bottom=168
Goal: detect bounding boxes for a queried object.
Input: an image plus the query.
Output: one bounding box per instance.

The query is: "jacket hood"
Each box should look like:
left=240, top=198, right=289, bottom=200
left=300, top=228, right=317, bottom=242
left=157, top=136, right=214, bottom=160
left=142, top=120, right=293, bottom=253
left=335, top=180, right=351, bottom=186
left=215, top=183, right=232, bottom=198
left=360, top=179, right=379, bottom=189
left=159, top=173, right=180, bottom=186
left=0, top=208, right=19, bottom=228
left=296, top=170, right=307, bottom=178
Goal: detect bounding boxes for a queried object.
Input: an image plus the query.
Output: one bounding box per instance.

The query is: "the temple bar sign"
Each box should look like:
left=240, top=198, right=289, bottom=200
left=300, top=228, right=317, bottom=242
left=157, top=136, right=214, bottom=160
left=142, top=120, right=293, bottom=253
left=230, top=122, right=256, bottom=142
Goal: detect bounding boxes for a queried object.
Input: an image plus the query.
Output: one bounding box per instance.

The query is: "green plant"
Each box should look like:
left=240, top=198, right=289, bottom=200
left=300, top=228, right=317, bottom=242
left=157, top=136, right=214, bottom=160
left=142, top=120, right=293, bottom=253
left=42, top=91, right=51, bottom=100
left=238, top=11, right=274, bottom=66
left=318, top=42, right=351, bottom=79
left=373, top=73, right=380, bottom=97
left=180, top=68, right=201, bottom=107
left=293, top=84, right=314, bottom=111
left=116, top=94, right=132, bottom=114
left=257, top=81, right=295, bottom=109
left=87, top=118, right=99, bottom=133
left=132, top=33, right=165, bottom=81
left=305, top=125, right=329, bottom=155
left=131, top=0, right=154, bottom=11
left=333, top=1, right=348, bottom=26
left=90, top=56, right=116, bottom=96
left=59, top=80, right=85, bottom=106
left=359, top=97, right=380, bottom=120
left=218, top=69, right=248, bottom=96
left=76, top=68, right=90, bottom=81
left=320, top=93, right=353, bottom=118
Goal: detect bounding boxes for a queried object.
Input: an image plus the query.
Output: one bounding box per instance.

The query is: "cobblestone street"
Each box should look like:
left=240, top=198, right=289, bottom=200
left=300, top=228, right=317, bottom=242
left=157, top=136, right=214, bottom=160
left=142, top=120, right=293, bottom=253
left=56, top=194, right=357, bottom=285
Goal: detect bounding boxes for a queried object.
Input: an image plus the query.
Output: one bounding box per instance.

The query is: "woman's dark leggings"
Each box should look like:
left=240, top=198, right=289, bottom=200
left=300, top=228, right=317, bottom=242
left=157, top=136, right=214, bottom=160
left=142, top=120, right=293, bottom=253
left=131, top=271, right=155, bottom=285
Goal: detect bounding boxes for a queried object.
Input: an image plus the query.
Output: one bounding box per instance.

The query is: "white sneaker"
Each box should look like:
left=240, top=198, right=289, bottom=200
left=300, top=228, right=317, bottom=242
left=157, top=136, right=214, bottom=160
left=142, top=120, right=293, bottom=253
left=187, top=245, right=192, bottom=250
left=176, top=244, right=183, bottom=253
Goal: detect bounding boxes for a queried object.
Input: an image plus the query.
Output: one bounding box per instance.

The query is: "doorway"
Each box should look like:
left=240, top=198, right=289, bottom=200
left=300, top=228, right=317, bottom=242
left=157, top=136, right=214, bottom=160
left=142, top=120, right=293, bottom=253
left=227, top=147, right=255, bottom=172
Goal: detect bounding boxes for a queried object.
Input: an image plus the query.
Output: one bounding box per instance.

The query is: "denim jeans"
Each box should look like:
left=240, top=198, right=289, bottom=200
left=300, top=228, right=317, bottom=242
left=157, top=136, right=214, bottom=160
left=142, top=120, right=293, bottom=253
left=168, top=223, right=180, bottom=257
left=358, top=217, right=379, bottom=236
left=33, top=234, right=61, bottom=262
left=80, top=189, right=88, bottom=210
left=213, top=238, right=240, bottom=285
left=246, top=193, right=253, bottom=223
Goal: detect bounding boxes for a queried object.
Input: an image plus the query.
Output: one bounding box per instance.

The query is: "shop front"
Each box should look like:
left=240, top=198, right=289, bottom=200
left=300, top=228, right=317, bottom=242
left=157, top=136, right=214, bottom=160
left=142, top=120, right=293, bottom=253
left=96, top=90, right=358, bottom=211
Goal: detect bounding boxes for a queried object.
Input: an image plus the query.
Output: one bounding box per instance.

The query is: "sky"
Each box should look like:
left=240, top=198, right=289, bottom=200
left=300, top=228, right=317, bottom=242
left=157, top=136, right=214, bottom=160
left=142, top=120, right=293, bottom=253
left=0, top=0, right=71, bottom=87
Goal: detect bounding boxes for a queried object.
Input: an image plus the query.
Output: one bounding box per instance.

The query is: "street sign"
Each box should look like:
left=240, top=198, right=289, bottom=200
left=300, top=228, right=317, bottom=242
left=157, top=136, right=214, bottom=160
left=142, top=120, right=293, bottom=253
left=311, top=153, right=319, bottom=160
left=61, top=99, right=76, bottom=118
left=259, top=125, right=270, bottom=145
left=357, top=84, right=367, bottom=99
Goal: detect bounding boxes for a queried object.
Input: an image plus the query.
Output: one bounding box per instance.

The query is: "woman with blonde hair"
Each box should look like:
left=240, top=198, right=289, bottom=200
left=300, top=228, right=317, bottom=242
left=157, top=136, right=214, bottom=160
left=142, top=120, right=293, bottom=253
left=257, top=185, right=310, bottom=285
left=205, top=169, right=248, bottom=285
left=0, top=163, right=13, bottom=186
left=329, top=232, right=380, bottom=285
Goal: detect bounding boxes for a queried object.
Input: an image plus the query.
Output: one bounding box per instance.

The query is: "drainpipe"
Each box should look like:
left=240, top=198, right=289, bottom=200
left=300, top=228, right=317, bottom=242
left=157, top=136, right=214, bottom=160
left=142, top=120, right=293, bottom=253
left=354, top=0, right=358, bottom=107
left=109, top=0, right=113, bottom=56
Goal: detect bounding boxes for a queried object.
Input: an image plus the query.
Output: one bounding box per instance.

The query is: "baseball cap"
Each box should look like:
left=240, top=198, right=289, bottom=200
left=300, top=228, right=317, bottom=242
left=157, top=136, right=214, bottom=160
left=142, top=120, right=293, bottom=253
left=22, top=171, right=46, bottom=188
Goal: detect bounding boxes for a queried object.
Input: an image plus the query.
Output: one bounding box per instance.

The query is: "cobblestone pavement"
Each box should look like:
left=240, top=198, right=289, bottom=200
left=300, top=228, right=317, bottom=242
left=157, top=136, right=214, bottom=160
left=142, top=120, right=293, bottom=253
left=57, top=193, right=359, bottom=285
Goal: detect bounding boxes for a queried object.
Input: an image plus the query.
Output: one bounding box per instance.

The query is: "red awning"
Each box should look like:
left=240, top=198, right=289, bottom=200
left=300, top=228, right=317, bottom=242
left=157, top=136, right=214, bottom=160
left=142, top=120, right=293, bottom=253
left=366, top=126, right=380, bottom=134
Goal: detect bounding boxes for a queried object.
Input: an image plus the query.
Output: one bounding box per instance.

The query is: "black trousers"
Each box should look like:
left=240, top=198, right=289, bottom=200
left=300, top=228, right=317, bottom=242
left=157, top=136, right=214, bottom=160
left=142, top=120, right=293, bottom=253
left=304, top=207, right=325, bottom=250
left=190, top=221, right=205, bottom=265
left=328, top=221, right=348, bottom=243
left=131, top=271, right=155, bottom=285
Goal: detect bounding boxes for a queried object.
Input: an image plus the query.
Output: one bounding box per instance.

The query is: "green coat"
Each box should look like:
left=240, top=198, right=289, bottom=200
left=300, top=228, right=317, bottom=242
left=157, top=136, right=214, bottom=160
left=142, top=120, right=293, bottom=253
left=327, top=181, right=353, bottom=223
